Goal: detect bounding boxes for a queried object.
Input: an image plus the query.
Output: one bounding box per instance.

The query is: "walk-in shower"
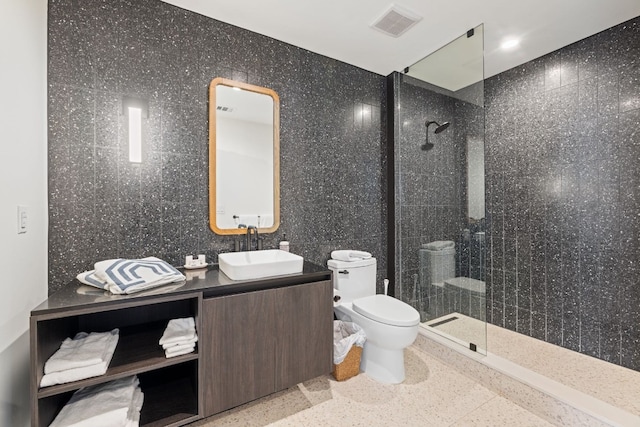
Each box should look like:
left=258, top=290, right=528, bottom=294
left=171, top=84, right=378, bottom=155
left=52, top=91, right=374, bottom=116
left=389, top=24, right=486, bottom=354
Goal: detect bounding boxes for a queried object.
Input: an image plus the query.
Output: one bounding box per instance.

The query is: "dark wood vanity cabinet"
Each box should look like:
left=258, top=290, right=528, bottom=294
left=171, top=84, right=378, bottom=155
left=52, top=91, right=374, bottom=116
left=30, top=266, right=333, bottom=426
left=202, top=280, right=333, bottom=416
left=202, top=289, right=277, bottom=414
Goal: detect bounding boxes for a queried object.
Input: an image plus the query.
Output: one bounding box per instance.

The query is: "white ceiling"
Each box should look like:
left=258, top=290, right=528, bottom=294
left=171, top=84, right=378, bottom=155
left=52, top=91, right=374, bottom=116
left=162, top=0, right=640, bottom=78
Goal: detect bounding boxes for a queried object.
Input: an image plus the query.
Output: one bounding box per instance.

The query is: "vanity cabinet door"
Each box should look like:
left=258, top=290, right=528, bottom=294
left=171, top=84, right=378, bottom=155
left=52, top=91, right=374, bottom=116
left=274, top=280, right=333, bottom=390
left=202, top=290, right=276, bottom=416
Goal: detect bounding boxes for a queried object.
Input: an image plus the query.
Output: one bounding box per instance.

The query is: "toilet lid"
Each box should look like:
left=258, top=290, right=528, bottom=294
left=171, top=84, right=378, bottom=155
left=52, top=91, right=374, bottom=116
left=352, top=295, right=420, bottom=327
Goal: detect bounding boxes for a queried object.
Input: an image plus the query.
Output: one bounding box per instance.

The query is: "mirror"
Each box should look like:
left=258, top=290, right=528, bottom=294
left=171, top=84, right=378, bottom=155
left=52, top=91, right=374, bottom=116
left=209, top=78, right=280, bottom=235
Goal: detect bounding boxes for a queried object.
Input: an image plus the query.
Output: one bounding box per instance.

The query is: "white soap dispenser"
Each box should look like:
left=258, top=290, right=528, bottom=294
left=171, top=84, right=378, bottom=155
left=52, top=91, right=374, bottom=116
left=279, top=234, right=290, bottom=252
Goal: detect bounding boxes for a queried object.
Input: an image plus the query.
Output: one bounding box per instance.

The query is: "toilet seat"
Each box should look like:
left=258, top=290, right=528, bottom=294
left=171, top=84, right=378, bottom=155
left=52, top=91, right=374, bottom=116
left=352, top=295, right=420, bottom=327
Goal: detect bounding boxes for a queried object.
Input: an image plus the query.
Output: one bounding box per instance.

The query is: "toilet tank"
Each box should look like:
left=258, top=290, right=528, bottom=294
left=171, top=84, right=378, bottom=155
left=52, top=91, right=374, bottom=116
left=328, top=257, right=376, bottom=303
left=419, top=241, right=455, bottom=287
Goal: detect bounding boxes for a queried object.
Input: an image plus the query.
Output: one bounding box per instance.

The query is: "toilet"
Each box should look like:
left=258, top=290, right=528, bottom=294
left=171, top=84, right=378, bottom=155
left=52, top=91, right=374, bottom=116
left=419, top=240, right=456, bottom=288
left=328, top=257, right=419, bottom=384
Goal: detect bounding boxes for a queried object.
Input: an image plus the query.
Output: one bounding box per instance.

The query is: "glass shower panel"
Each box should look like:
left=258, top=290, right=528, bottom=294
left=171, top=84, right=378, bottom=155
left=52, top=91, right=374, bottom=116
left=394, top=24, right=486, bottom=353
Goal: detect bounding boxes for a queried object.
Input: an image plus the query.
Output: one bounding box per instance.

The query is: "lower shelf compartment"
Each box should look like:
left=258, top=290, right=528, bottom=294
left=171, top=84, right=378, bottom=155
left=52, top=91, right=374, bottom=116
left=38, top=361, right=199, bottom=427
left=139, top=363, right=199, bottom=427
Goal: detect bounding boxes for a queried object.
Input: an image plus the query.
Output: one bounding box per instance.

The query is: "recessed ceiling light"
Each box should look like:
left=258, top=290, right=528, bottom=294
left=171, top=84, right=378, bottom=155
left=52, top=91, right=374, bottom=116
left=501, top=39, right=520, bottom=50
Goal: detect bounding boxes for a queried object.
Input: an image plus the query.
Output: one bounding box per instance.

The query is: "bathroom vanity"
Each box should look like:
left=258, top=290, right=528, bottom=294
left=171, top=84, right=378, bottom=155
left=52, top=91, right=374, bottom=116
left=30, top=262, right=332, bottom=427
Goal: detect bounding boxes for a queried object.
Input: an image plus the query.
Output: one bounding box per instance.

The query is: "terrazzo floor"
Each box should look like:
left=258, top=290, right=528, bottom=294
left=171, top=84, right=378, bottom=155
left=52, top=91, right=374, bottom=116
left=425, top=313, right=640, bottom=418
left=189, top=346, right=553, bottom=426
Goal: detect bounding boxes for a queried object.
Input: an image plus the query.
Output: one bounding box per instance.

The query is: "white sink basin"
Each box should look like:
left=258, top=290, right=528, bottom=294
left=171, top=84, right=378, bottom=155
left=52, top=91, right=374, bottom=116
left=218, top=249, right=304, bottom=280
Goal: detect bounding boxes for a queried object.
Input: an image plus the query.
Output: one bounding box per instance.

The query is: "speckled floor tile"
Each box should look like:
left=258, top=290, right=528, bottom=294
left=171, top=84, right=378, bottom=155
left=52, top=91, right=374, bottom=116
left=451, top=396, right=556, bottom=427
left=486, top=322, right=640, bottom=416
left=189, top=346, right=551, bottom=426
left=422, top=313, right=640, bottom=420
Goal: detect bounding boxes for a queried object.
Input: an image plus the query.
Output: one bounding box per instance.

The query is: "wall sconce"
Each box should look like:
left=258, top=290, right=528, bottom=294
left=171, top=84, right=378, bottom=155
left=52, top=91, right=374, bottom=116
left=122, top=97, right=148, bottom=163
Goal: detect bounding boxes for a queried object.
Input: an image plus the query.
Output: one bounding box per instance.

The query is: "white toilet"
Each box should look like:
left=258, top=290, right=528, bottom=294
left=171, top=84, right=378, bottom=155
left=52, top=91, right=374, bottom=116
left=328, top=257, right=419, bottom=384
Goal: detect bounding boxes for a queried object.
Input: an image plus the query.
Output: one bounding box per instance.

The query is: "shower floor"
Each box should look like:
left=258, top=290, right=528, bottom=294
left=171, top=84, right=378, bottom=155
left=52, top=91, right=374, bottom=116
left=421, top=313, right=640, bottom=418
left=424, top=312, right=487, bottom=353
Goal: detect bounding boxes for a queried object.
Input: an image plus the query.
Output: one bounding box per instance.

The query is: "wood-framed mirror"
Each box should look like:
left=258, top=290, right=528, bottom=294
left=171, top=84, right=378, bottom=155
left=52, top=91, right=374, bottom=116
left=209, top=78, right=280, bottom=235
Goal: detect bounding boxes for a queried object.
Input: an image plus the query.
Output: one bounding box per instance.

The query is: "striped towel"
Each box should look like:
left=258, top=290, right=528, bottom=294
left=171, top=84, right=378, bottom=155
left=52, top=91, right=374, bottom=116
left=77, top=257, right=185, bottom=295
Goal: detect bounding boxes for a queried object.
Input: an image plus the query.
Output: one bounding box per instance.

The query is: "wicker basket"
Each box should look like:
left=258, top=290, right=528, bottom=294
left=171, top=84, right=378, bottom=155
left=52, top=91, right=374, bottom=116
left=332, top=345, right=362, bottom=381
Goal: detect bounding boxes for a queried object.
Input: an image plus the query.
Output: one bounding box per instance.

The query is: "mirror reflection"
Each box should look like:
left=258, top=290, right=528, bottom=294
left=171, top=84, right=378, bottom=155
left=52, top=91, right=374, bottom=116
left=209, top=78, right=280, bottom=235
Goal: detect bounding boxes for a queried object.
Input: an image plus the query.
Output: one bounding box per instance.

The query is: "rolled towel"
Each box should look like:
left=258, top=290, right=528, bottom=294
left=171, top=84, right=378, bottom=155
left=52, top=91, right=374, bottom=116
left=41, top=330, right=119, bottom=387
left=330, top=250, right=372, bottom=262
left=159, top=317, right=196, bottom=346
left=45, top=329, right=119, bottom=374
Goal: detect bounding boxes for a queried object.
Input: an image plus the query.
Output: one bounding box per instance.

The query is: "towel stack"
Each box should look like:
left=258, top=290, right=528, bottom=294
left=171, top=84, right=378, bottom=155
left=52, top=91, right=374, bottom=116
left=76, top=256, right=186, bottom=295
left=159, top=317, right=198, bottom=358
left=49, top=375, right=143, bottom=427
left=330, top=250, right=372, bottom=262
left=41, top=329, right=119, bottom=387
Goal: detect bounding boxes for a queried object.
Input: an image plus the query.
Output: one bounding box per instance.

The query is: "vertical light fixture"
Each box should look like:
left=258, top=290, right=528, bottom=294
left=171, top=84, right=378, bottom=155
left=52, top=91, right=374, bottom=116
left=122, top=96, right=148, bottom=163
left=128, top=106, right=142, bottom=163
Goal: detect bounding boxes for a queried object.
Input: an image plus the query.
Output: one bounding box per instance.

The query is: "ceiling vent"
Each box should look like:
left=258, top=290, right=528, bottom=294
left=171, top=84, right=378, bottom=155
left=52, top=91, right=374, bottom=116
left=371, top=4, right=422, bottom=38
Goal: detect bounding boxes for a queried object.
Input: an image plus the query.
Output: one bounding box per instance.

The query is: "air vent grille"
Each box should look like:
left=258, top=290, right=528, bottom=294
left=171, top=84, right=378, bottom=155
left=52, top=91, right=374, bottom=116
left=371, top=5, right=422, bottom=38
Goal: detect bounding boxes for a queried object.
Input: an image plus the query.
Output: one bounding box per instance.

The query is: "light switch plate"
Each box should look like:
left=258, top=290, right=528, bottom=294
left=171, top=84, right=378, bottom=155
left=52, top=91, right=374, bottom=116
left=17, top=205, right=28, bottom=234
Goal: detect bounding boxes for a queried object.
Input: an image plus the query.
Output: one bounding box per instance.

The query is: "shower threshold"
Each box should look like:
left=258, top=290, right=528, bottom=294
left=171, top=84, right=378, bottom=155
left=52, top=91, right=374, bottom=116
left=422, top=312, right=487, bottom=355
left=415, top=315, right=640, bottom=426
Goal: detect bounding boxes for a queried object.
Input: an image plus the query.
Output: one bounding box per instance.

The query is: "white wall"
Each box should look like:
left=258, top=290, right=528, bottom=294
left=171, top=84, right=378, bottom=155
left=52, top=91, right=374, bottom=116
left=216, top=117, right=274, bottom=229
left=0, top=0, right=48, bottom=425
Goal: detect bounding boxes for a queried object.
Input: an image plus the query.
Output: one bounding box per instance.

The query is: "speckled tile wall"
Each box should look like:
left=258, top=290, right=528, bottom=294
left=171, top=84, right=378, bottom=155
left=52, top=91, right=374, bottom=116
left=485, top=15, right=640, bottom=371
left=47, top=0, right=386, bottom=294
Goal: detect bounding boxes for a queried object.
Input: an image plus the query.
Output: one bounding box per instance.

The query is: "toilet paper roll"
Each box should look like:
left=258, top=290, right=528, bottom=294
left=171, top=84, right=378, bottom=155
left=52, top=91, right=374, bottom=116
left=333, top=289, right=341, bottom=307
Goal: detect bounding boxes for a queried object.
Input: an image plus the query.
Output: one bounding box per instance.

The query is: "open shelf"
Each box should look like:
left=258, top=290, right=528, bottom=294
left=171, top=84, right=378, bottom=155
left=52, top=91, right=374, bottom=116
left=139, top=364, right=199, bottom=427
left=37, top=321, right=198, bottom=398
left=32, top=294, right=202, bottom=427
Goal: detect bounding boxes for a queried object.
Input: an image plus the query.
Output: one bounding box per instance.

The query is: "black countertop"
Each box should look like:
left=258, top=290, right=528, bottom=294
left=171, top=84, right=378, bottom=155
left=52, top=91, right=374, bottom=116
left=32, top=261, right=331, bottom=317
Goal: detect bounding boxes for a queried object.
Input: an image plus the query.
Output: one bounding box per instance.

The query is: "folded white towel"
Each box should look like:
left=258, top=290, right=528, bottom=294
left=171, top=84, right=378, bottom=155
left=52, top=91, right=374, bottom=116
left=331, top=250, right=372, bottom=262
left=41, top=331, right=119, bottom=388
left=161, top=335, right=198, bottom=350
left=159, top=317, right=196, bottom=346
left=77, top=257, right=185, bottom=295
left=165, top=345, right=195, bottom=358
left=49, top=376, right=140, bottom=427
left=165, top=342, right=196, bottom=356
left=44, top=329, right=119, bottom=374
left=125, top=386, right=144, bottom=427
